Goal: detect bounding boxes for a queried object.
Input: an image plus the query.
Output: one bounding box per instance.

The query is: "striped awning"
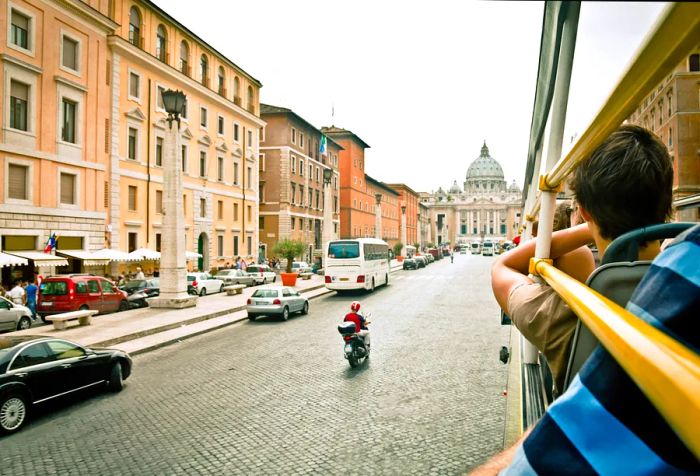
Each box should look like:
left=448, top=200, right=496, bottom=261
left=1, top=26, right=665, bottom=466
left=92, top=248, right=142, bottom=262
left=5, top=251, right=69, bottom=267
left=56, top=250, right=111, bottom=267
left=0, top=252, right=28, bottom=268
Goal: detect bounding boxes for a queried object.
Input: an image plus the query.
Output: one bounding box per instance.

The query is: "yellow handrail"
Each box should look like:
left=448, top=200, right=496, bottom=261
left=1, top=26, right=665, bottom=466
left=534, top=260, right=700, bottom=458
left=543, top=2, right=700, bottom=188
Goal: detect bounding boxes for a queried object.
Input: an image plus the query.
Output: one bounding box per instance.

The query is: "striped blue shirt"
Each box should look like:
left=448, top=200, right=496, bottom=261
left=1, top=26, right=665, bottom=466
left=504, top=224, right=700, bottom=475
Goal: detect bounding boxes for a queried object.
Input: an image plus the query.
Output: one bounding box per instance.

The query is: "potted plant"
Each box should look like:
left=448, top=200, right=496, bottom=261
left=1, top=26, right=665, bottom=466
left=393, top=242, right=404, bottom=262
left=273, top=239, right=305, bottom=286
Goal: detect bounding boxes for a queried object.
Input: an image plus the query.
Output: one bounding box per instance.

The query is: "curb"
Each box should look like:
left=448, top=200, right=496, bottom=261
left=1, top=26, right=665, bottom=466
left=92, top=283, right=328, bottom=349
left=126, top=286, right=336, bottom=356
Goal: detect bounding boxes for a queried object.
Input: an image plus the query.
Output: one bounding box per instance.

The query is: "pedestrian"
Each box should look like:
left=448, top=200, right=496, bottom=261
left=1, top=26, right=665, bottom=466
left=135, top=267, right=145, bottom=280
left=8, top=280, right=25, bottom=305
left=25, top=279, right=38, bottom=320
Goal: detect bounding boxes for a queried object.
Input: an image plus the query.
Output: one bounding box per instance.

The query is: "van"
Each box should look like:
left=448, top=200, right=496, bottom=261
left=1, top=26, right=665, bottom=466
left=482, top=241, right=494, bottom=256
left=38, top=274, right=129, bottom=320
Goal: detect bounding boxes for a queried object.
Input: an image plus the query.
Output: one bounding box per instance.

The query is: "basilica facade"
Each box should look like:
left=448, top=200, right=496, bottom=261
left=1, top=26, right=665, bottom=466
left=421, top=143, right=522, bottom=246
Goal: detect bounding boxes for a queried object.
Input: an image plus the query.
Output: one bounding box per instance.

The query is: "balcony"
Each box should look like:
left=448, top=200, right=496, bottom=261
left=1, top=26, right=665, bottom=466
left=202, top=76, right=210, bottom=89
left=218, top=87, right=227, bottom=98
left=233, top=96, right=242, bottom=107
left=180, top=63, right=191, bottom=77
left=247, top=104, right=256, bottom=114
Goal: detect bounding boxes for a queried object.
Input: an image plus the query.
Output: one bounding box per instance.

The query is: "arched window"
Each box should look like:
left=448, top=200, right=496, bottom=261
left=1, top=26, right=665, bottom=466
left=128, top=7, right=141, bottom=47
left=217, top=66, right=225, bottom=96
left=247, top=85, right=254, bottom=113
left=179, top=40, right=189, bottom=75
left=156, top=25, right=167, bottom=62
left=233, top=76, right=240, bottom=105
left=200, top=54, right=209, bottom=86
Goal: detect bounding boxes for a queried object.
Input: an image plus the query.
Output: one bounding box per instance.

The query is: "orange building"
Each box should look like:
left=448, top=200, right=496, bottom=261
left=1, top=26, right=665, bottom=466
left=385, top=183, right=421, bottom=247
left=1, top=0, right=116, bottom=280
left=321, top=126, right=376, bottom=240
left=365, top=175, right=400, bottom=246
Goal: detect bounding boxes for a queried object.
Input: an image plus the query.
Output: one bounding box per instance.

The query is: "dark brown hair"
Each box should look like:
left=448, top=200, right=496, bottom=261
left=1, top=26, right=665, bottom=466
left=569, top=125, right=673, bottom=240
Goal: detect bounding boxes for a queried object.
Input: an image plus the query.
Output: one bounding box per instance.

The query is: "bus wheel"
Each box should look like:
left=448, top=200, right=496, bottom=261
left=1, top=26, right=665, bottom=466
left=385, top=274, right=389, bottom=286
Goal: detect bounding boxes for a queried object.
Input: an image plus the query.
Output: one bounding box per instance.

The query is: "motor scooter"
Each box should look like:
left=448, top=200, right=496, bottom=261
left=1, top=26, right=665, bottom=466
left=337, top=313, right=371, bottom=368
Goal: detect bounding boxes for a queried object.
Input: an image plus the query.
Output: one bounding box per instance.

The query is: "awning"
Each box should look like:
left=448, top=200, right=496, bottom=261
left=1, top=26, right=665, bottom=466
left=0, top=252, right=28, bottom=268
left=56, top=250, right=111, bottom=267
left=127, top=248, right=161, bottom=260
left=92, top=248, right=142, bottom=262
left=185, top=250, right=202, bottom=260
left=5, top=251, right=69, bottom=267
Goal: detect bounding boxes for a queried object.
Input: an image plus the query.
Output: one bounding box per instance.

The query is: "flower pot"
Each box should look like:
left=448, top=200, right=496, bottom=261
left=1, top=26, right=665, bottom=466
left=280, top=272, right=298, bottom=287
left=397, top=256, right=405, bottom=262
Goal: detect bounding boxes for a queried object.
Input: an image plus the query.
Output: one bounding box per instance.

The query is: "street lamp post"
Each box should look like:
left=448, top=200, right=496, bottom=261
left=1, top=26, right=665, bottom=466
left=400, top=204, right=407, bottom=256
left=374, top=193, right=382, bottom=239
left=322, top=168, right=333, bottom=264
left=149, top=89, right=197, bottom=309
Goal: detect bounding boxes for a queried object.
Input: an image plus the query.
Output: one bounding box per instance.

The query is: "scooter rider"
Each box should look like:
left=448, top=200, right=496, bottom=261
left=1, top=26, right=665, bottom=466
left=344, top=301, right=370, bottom=350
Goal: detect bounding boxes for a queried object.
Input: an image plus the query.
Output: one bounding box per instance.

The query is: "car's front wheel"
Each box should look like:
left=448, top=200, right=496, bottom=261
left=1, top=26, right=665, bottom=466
left=219, top=284, right=224, bottom=293
left=301, top=301, right=309, bottom=315
left=108, top=362, right=123, bottom=392
left=0, top=392, right=28, bottom=435
left=199, top=288, right=207, bottom=296
left=16, top=316, right=31, bottom=331
left=119, top=300, right=129, bottom=312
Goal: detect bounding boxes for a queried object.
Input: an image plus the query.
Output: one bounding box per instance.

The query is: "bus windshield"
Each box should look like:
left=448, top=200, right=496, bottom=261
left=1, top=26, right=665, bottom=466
left=328, top=241, right=360, bottom=259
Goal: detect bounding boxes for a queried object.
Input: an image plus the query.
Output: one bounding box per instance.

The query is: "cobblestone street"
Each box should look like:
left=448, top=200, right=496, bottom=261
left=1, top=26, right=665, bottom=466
left=2, top=254, right=510, bottom=475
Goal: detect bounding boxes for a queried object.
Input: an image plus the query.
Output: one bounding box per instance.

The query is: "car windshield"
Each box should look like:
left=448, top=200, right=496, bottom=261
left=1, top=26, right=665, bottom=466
left=40, top=281, right=68, bottom=296
left=218, top=270, right=234, bottom=276
left=328, top=241, right=360, bottom=259
left=123, top=280, right=146, bottom=290
left=187, top=275, right=196, bottom=282
left=248, top=267, right=261, bottom=273
left=252, top=289, right=279, bottom=298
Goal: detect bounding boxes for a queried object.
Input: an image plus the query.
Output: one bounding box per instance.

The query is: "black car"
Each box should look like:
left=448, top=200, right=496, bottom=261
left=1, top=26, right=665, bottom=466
left=403, top=258, right=418, bottom=270
left=0, top=336, right=132, bottom=435
left=120, top=278, right=160, bottom=308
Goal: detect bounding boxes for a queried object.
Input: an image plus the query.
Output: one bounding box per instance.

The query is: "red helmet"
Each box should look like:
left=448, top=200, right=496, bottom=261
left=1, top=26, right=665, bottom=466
left=350, top=301, right=361, bottom=312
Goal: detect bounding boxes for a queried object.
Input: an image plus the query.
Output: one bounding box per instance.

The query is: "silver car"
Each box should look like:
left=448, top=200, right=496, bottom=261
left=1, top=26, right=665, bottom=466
left=246, top=286, right=308, bottom=321
left=214, top=269, right=255, bottom=286
left=0, top=296, right=34, bottom=332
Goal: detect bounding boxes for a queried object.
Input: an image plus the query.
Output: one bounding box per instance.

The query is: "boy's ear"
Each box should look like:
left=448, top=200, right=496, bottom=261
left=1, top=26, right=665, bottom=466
left=579, top=206, right=593, bottom=223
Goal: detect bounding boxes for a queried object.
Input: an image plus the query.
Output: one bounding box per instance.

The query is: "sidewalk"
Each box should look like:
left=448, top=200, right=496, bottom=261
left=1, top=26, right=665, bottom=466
left=12, top=275, right=330, bottom=355
left=11, top=262, right=404, bottom=355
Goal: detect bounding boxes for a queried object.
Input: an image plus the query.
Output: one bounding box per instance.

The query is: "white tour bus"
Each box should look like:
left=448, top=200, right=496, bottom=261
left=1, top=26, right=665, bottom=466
left=324, top=238, right=390, bottom=292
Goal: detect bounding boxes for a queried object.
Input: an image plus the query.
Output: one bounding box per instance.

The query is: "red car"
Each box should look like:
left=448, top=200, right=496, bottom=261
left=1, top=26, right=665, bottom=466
left=38, top=274, right=129, bottom=320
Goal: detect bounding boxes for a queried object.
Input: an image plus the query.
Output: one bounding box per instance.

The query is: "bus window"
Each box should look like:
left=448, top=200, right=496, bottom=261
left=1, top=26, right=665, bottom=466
left=328, top=241, right=360, bottom=259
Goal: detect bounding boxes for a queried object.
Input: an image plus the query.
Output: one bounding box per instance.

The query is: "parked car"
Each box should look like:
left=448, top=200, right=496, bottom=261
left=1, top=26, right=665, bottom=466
left=38, top=275, right=129, bottom=320
left=424, top=253, right=434, bottom=263
left=0, top=296, right=33, bottom=332
left=120, top=278, right=160, bottom=308
left=187, top=273, right=224, bottom=296
left=214, top=269, right=255, bottom=287
left=414, top=256, right=427, bottom=268
left=246, top=265, right=277, bottom=285
left=0, top=336, right=132, bottom=434
left=246, top=286, right=308, bottom=321
left=403, top=258, right=418, bottom=270
left=291, top=261, right=313, bottom=274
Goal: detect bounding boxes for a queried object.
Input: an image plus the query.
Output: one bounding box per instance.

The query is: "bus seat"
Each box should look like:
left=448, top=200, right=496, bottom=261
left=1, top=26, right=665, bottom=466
left=561, top=222, right=695, bottom=392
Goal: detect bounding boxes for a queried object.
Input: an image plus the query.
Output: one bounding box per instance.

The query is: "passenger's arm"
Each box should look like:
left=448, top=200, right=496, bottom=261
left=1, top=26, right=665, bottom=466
left=491, top=223, right=594, bottom=314
left=469, top=429, right=532, bottom=475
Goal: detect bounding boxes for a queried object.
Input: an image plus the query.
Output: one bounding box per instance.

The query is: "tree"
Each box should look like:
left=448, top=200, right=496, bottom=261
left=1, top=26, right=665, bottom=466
left=393, top=242, right=404, bottom=257
left=273, top=239, right=305, bottom=273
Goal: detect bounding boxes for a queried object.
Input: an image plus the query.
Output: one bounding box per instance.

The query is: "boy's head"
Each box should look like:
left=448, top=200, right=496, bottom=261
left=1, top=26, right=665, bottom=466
left=569, top=125, right=673, bottom=241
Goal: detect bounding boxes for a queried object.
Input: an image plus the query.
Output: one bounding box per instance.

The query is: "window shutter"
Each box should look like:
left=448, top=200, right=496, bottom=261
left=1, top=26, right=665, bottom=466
left=60, top=173, right=75, bottom=204
left=10, top=81, right=28, bottom=101
left=12, top=11, right=28, bottom=30
left=8, top=164, right=27, bottom=200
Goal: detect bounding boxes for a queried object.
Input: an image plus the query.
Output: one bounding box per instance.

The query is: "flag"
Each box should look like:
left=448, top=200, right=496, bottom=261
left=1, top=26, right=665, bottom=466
left=319, top=134, right=327, bottom=155
left=44, top=233, right=58, bottom=253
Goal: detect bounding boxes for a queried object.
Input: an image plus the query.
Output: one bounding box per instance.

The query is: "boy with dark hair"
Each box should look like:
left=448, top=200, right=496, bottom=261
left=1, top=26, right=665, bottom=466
left=491, top=125, right=674, bottom=392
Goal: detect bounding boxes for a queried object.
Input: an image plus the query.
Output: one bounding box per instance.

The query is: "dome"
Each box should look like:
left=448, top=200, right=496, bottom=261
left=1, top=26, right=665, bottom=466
left=449, top=180, right=461, bottom=194
left=466, top=142, right=504, bottom=180
left=508, top=180, right=521, bottom=193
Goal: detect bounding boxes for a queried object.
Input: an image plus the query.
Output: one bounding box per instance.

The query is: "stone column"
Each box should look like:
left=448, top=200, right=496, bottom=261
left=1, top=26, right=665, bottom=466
left=416, top=213, right=421, bottom=249
left=374, top=193, right=382, bottom=239
left=322, top=181, right=333, bottom=250
left=400, top=205, right=407, bottom=255
left=149, top=119, right=197, bottom=308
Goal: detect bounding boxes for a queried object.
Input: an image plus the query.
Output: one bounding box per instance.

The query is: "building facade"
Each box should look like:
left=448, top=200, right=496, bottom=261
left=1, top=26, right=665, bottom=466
left=1, top=0, right=117, bottom=280
left=386, top=183, right=421, bottom=247
left=365, top=175, right=400, bottom=247
left=259, top=104, right=340, bottom=263
left=422, top=143, right=522, bottom=245
left=108, top=0, right=264, bottom=273
left=627, top=50, right=700, bottom=222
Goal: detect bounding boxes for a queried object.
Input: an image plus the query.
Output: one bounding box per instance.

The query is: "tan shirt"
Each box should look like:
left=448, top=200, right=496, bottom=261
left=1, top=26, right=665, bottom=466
left=508, top=283, right=578, bottom=392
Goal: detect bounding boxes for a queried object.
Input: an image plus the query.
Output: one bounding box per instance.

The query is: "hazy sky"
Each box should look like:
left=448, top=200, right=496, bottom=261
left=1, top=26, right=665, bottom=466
left=154, top=1, right=666, bottom=193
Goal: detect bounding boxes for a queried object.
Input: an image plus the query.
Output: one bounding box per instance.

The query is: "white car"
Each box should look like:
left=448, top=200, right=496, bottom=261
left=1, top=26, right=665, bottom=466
left=246, top=265, right=277, bottom=285
left=246, top=286, right=309, bottom=321
left=187, top=272, right=225, bottom=296
left=291, top=261, right=313, bottom=274
left=0, top=296, right=33, bottom=332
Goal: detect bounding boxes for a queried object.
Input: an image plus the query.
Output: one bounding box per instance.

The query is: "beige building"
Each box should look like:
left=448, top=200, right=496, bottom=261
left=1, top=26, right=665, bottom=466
left=108, top=0, right=264, bottom=272
left=627, top=49, right=700, bottom=222
left=422, top=143, right=522, bottom=245
left=1, top=0, right=117, bottom=280
left=259, top=104, right=340, bottom=263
